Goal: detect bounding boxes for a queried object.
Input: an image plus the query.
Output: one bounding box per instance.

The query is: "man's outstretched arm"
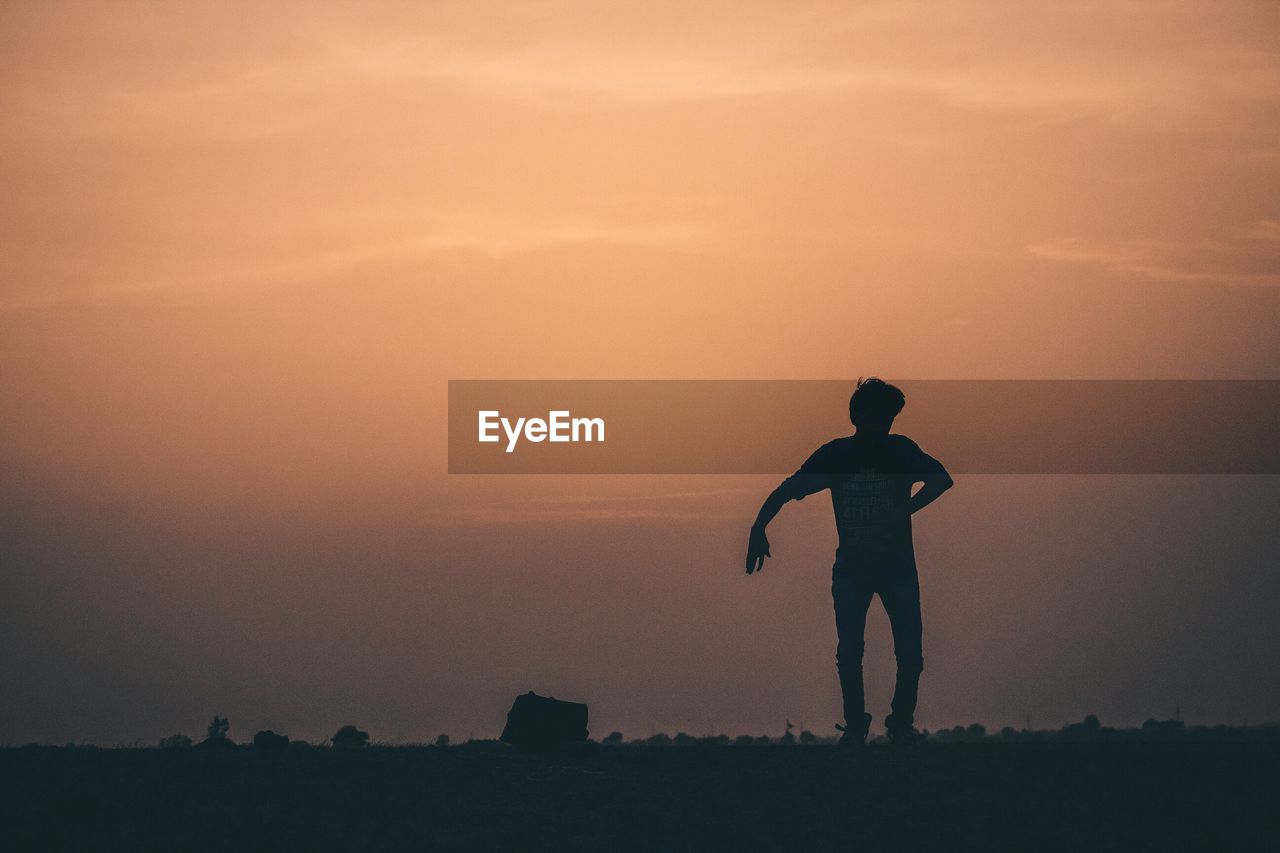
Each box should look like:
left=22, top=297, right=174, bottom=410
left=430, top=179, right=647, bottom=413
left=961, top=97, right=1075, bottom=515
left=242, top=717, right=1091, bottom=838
left=745, top=483, right=791, bottom=574
left=746, top=470, right=828, bottom=574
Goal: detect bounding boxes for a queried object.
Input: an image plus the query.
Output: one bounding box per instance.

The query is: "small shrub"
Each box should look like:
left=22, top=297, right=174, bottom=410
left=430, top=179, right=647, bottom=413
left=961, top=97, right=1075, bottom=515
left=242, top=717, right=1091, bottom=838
left=206, top=716, right=230, bottom=741
left=195, top=716, right=236, bottom=750
left=601, top=732, right=624, bottom=746
left=253, top=730, right=290, bottom=751
left=1141, top=719, right=1185, bottom=740
left=159, top=734, right=193, bottom=750
left=332, top=725, right=370, bottom=749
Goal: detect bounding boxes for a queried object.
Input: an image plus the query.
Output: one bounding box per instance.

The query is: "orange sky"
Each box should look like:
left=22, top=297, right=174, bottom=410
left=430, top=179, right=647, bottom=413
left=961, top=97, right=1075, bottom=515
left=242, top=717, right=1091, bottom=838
left=1, top=1, right=1277, bottom=743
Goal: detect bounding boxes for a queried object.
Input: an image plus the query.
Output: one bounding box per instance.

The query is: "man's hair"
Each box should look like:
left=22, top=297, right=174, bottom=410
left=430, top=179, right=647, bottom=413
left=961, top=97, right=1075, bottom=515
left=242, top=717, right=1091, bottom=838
left=848, top=377, right=906, bottom=426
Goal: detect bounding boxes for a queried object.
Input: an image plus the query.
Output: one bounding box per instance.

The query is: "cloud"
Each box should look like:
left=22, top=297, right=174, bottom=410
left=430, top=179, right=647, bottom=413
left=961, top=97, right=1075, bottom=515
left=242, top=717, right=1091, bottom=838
left=2, top=0, right=1277, bottom=315
left=1244, top=220, right=1280, bottom=242
left=448, top=487, right=754, bottom=523
left=8, top=2, right=1277, bottom=139
left=1027, top=231, right=1280, bottom=286
left=0, top=212, right=714, bottom=313
left=449, top=507, right=742, bottom=523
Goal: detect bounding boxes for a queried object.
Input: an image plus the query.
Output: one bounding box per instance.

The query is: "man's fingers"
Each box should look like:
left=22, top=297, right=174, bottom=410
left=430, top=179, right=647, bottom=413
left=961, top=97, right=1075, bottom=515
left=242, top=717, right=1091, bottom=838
left=745, top=542, right=771, bottom=574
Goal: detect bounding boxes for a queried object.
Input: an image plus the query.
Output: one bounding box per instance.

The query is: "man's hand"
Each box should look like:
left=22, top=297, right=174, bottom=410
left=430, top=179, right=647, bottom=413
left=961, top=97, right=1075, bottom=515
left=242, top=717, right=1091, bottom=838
left=745, top=525, right=771, bottom=574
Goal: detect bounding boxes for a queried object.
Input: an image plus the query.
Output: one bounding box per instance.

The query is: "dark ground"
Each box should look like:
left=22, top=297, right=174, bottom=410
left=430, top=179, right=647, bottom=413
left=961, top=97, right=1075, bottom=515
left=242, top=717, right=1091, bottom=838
left=2, top=741, right=1276, bottom=851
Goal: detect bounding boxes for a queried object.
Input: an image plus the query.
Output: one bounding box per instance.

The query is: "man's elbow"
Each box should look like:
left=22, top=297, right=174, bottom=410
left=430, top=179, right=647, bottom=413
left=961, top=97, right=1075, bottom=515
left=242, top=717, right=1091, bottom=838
left=771, top=484, right=798, bottom=505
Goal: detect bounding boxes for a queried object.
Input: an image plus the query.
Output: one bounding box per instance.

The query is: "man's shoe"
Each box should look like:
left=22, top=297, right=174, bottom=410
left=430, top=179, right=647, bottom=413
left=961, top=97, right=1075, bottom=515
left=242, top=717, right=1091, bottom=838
left=836, top=713, right=873, bottom=748
left=837, top=728, right=865, bottom=748
left=886, top=726, right=921, bottom=748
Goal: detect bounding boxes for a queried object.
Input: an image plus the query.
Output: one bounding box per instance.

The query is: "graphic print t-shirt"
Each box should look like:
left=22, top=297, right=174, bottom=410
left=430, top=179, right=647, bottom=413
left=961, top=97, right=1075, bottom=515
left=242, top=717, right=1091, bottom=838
left=779, top=434, right=947, bottom=569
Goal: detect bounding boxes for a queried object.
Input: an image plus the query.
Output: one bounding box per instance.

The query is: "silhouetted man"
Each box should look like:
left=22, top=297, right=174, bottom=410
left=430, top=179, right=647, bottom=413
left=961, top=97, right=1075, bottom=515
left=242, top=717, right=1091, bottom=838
left=746, top=378, right=953, bottom=747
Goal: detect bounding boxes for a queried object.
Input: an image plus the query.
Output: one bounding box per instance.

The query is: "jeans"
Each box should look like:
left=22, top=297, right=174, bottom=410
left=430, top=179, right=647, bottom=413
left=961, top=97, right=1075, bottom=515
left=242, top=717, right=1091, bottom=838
left=832, top=562, right=924, bottom=735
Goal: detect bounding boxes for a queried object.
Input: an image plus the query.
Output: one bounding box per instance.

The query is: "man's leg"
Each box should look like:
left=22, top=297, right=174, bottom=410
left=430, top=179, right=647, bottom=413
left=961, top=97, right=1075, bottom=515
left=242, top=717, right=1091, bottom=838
left=832, top=568, right=875, bottom=739
left=879, top=572, right=924, bottom=736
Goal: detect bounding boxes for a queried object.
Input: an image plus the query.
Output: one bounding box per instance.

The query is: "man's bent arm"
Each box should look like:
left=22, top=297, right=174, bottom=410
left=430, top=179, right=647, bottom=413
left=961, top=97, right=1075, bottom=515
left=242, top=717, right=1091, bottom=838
left=908, top=471, right=954, bottom=515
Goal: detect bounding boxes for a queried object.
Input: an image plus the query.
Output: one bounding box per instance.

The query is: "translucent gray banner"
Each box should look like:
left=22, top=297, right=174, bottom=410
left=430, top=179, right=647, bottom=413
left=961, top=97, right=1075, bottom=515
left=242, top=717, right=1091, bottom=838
left=448, top=380, right=1279, bottom=474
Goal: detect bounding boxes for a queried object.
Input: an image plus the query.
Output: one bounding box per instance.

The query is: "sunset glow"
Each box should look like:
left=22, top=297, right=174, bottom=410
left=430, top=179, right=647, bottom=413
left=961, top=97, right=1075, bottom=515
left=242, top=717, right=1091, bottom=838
left=2, top=1, right=1277, bottom=745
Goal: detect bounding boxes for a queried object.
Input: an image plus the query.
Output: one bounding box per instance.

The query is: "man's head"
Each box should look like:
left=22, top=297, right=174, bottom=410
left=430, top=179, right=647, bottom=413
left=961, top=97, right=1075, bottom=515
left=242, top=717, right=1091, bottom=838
left=848, top=377, right=905, bottom=434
